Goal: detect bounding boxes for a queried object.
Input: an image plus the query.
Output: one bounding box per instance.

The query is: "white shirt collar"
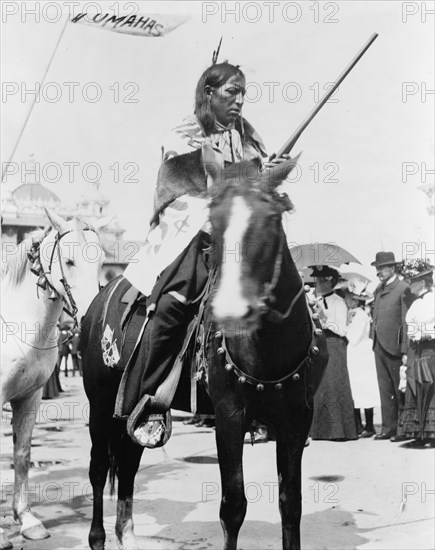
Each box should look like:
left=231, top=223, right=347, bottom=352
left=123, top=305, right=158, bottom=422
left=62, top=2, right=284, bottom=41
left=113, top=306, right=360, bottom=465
left=385, top=274, right=397, bottom=286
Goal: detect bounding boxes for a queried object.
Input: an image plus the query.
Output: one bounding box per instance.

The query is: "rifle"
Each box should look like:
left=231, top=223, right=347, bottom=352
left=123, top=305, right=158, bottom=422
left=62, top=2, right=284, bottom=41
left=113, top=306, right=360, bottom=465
left=269, top=33, right=379, bottom=161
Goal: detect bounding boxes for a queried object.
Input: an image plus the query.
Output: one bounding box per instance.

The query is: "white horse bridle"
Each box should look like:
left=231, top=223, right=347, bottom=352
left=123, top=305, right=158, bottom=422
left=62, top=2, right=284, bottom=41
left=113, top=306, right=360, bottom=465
left=28, top=224, right=97, bottom=327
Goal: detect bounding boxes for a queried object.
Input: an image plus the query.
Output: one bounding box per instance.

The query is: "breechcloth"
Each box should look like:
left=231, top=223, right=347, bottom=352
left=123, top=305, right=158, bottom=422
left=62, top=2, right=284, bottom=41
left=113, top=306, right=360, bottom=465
left=374, top=340, right=403, bottom=435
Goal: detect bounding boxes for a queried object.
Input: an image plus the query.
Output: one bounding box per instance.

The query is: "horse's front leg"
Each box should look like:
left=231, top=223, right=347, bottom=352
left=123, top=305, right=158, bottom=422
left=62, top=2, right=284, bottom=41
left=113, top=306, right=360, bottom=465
left=115, top=436, right=144, bottom=550
left=10, top=388, right=50, bottom=541
left=275, top=414, right=311, bottom=550
left=214, top=405, right=247, bottom=550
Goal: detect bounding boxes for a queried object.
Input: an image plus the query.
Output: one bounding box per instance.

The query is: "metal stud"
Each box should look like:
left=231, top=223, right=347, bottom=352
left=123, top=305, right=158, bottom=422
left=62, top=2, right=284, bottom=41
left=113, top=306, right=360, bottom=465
left=37, top=279, right=47, bottom=290
left=49, top=289, right=58, bottom=300
left=275, top=383, right=283, bottom=390
left=238, top=376, right=246, bottom=384
left=30, top=261, right=41, bottom=276
left=315, top=328, right=323, bottom=335
left=217, top=347, right=225, bottom=355
left=304, top=285, right=311, bottom=293
left=312, top=313, right=320, bottom=320
left=311, top=346, right=319, bottom=355
left=225, top=363, right=233, bottom=372
left=256, top=383, right=265, bottom=392
left=292, top=373, right=300, bottom=381
left=215, top=331, right=222, bottom=339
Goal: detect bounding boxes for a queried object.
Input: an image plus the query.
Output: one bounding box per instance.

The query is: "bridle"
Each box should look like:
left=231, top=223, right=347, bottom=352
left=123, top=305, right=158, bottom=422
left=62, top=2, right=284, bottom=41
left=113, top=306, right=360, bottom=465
left=1, top=225, right=97, bottom=352
left=211, top=209, right=322, bottom=391
left=258, top=229, right=305, bottom=324
left=28, top=225, right=97, bottom=329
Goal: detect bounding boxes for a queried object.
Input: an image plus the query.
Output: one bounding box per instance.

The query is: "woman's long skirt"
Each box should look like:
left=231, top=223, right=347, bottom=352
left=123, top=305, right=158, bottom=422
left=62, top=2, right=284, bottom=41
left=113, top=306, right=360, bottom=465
left=398, top=342, right=435, bottom=440
left=311, top=334, right=358, bottom=441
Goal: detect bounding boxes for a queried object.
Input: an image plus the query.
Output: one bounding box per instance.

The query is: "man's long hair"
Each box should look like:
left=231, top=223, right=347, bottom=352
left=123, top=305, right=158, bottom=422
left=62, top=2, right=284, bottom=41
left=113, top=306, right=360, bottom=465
left=194, top=62, right=245, bottom=136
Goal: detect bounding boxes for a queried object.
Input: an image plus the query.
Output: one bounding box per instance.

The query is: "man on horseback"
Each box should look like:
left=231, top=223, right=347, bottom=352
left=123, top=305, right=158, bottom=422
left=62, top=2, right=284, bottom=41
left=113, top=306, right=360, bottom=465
left=119, top=60, right=281, bottom=446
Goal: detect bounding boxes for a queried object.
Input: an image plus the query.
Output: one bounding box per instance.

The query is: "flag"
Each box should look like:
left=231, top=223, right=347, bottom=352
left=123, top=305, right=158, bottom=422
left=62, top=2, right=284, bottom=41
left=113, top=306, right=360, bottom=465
left=70, top=12, right=188, bottom=37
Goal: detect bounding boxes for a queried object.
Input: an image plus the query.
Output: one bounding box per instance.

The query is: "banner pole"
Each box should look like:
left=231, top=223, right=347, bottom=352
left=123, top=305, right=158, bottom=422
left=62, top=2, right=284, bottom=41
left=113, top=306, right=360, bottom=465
left=2, top=16, right=69, bottom=182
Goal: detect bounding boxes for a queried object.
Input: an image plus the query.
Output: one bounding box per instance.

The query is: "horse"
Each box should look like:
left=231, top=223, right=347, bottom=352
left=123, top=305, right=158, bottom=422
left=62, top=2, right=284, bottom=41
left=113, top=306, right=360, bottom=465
left=80, top=145, right=328, bottom=550
left=0, top=209, right=103, bottom=549
left=203, top=146, right=328, bottom=549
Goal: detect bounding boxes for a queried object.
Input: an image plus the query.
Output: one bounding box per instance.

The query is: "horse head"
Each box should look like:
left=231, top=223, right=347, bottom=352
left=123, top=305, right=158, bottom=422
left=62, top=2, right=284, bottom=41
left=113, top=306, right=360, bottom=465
left=203, top=144, right=299, bottom=327
left=39, top=208, right=104, bottom=324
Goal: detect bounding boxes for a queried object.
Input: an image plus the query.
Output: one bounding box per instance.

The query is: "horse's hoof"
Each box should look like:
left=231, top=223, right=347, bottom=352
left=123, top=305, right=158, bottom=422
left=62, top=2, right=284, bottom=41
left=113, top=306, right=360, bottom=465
left=0, top=532, right=13, bottom=550
left=21, top=523, right=50, bottom=540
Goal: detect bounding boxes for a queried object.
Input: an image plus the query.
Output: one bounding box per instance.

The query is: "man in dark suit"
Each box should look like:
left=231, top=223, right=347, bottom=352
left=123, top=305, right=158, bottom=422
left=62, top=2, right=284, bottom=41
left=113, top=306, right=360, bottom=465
left=370, top=252, right=412, bottom=441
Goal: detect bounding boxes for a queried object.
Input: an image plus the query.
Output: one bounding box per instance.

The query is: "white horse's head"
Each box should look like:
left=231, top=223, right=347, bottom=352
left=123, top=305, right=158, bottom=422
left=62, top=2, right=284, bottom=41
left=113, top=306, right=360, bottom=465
left=40, top=209, right=104, bottom=323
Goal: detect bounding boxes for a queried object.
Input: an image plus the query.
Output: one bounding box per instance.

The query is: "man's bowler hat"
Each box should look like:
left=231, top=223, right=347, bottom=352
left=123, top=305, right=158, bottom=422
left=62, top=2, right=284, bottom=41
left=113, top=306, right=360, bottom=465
left=371, top=251, right=397, bottom=267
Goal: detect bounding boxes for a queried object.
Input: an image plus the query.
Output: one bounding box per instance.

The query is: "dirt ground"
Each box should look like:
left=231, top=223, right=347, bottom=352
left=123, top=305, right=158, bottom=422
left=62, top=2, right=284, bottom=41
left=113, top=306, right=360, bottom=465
left=1, top=374, right=433, bottom=550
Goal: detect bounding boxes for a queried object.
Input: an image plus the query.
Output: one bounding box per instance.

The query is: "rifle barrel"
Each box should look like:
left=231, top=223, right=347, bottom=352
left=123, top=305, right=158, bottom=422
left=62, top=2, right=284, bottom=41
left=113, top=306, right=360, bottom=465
left=271, top=32, right=379, bottom=160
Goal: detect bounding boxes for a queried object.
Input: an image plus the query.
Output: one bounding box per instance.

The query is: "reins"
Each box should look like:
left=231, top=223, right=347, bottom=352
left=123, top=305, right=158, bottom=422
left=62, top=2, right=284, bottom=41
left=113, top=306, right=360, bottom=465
left=259, top=231, right=305, bottom=324
left=0, top=313, right=75, bottom=351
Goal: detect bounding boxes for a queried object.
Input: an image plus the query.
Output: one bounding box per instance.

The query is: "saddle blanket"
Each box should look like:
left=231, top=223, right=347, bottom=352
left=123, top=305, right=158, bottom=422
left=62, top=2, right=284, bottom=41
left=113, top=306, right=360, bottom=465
left=100, top=276, right=146, bottom=372
left=100, top=275, right=214, bottom=420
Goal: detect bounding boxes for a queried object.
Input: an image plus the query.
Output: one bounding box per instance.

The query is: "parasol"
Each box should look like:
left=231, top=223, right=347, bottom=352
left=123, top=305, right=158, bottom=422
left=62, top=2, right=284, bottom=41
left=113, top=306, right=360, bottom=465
left=339, top=263, right=373, bottom=285
left=289, top=243, right=361, bottom=270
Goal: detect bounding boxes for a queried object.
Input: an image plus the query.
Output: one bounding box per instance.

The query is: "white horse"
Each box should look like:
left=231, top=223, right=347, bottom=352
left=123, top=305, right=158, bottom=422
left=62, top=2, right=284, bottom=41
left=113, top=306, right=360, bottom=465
left=0, top=209, right=103, bottom=549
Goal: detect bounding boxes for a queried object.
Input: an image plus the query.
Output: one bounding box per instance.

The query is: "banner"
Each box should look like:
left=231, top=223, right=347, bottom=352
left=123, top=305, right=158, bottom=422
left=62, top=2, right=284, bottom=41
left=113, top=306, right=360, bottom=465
left=70, top=12, right=188, bottom=37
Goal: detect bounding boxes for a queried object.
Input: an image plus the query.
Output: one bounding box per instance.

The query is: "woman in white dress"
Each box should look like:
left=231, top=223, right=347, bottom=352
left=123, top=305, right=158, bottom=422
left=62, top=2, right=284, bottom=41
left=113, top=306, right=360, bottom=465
left=344, top=280, right=380, bottom=438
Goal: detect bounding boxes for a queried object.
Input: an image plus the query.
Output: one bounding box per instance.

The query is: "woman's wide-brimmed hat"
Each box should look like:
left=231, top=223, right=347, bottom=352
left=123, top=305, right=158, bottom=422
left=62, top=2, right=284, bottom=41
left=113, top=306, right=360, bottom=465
left=342, top=278, right=373, bottom=302
left=396, top=259, right=434, bottom=281
left=370, top=251, right=397, bottom=267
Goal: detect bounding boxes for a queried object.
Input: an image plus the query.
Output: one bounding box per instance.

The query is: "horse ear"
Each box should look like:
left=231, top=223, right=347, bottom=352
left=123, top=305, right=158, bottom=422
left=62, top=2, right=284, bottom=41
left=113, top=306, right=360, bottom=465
left=44, top=208, right=68, bottom=233
left=201, top=141, right=223, bottom=187
left=263, top=152, right=302, bottom=189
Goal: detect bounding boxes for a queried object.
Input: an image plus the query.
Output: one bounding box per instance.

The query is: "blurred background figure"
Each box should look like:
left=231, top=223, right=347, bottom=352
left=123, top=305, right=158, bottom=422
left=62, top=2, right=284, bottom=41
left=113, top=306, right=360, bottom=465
left=70, top=328, right=82, bottom=376
left=42, top=322, right=69, bottom=399
left=344, top=280, right=380, bottom=438
left=310, top=266, right=357, bottom=441
left=57, top=323, right=71, bottom=377
left=397, top=260, right=435, bottom=447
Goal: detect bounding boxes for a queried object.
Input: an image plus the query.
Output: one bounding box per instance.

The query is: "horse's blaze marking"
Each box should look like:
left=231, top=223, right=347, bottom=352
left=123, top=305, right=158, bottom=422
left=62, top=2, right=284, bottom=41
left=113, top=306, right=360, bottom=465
left=213, top=196, right=251, bottom=320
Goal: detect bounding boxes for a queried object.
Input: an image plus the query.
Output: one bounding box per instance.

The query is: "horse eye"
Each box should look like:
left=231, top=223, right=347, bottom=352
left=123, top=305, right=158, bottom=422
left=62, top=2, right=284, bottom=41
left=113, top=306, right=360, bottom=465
left=65, top=259, right=75, bottom=267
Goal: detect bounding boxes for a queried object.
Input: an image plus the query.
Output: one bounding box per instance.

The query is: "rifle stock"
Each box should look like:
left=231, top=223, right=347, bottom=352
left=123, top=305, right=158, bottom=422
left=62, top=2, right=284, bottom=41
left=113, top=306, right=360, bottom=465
left=269, top=32, right=379, bottom=161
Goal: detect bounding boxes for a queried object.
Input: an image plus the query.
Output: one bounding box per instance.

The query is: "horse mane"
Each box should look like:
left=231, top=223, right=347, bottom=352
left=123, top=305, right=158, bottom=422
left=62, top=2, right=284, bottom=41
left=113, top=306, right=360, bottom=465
left=209, top=157, right=295, bottom=213
left=2, top=228, right=45, bottom=288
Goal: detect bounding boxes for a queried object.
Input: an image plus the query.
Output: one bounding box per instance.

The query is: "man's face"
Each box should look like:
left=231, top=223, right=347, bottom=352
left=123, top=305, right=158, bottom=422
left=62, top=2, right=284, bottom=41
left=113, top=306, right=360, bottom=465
left=376, top=265, right=395, bottom=283
left=210, top=74, right=246, bottom=127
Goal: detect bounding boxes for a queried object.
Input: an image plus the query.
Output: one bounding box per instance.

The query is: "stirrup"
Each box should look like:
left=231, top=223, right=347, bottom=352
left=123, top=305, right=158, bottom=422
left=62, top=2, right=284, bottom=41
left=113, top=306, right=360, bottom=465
left=128, top=411, right=172, bottom=448
left=132, top=414, right=165, bottom=447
